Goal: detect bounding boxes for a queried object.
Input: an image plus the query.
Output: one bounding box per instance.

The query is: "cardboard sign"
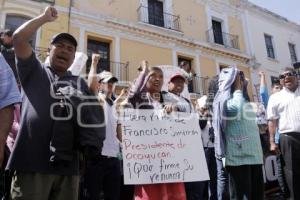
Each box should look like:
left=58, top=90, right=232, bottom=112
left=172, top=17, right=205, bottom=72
left=120, top=109, right=209, bottom=185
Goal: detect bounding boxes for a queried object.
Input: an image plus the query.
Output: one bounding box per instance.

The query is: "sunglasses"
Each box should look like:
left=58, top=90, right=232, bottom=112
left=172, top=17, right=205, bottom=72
left=279, top=72, right=296, bottom=79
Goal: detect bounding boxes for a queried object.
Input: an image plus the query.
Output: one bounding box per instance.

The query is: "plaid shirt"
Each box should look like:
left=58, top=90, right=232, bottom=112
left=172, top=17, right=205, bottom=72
left=224, top=90, right=263, bottom=166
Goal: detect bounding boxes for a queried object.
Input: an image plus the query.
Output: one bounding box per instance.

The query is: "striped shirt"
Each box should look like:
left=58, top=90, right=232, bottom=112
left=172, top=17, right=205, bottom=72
left=0, top=53, right=21, bottom=109
left=224, top=90, right=263, bottom=166
left=267, top=87, right=300, bottom=133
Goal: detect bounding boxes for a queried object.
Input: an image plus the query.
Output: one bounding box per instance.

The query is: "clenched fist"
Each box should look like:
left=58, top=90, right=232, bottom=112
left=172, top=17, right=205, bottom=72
left=42, top=6, right=58, bottom=22
left=92, top=54, right=100, bottom=67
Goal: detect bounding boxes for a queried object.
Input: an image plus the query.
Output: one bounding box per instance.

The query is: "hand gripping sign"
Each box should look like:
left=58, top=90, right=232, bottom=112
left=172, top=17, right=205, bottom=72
left=120, top=109, right=209, bottom=185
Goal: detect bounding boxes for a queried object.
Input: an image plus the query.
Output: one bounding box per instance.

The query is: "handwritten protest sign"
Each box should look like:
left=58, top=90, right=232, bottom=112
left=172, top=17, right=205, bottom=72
left=120, top=109, right=209, bottom=185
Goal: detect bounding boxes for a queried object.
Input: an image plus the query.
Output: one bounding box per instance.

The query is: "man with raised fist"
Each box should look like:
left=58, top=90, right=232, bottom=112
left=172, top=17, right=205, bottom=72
left=7, top=6, right=105, bottom=200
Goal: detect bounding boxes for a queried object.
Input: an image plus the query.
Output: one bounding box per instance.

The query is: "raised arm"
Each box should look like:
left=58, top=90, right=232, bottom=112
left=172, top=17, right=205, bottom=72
left=129, top=60, right=149, bottom=96
left=258, top=71, right=269, bottom=108
left=226, top=75, right=244, bottom=113
left=88, top=54, right=100, bottom=94
left=13, top=6, right=58, bottom=59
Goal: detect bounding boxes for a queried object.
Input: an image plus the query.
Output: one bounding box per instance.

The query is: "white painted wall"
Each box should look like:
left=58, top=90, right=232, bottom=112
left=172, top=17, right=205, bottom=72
left=246, top=8, right=300, bottom=91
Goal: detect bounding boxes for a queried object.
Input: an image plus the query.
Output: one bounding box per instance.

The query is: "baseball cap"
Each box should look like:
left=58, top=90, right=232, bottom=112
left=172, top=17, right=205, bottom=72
left=51, top=33, right=77, bottom=48
left=97, top=71, right=118, bottom=83
left=169, top=73, right=186, bottom=83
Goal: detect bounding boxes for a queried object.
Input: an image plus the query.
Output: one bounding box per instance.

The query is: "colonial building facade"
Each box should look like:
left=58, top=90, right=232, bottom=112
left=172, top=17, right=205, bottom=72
left=243, top=1, right=300, bottom=100
left=1, top=0, right=299, bottom=98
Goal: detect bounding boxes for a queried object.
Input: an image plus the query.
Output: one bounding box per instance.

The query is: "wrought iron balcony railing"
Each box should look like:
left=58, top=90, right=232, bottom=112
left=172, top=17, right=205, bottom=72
left=137, top=5, right=181, bottom=31
left=30, top=0, right=55, bottom=4
left=109, top=61, right=130, bottom=82
left=86, top=60, right=130, bottom=82
left=206, top=29, right=240, bottom=50
left=191, top=75, right=210, bottom=95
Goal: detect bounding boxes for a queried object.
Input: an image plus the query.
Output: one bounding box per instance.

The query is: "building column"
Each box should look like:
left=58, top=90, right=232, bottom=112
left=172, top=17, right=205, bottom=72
left=172, top=48, right=177, bottom=66
left=114, top=36, right=121, bottom=79
left=78, top=27, right=85, bottom=52
left=0, top=11, right=6, bottom=30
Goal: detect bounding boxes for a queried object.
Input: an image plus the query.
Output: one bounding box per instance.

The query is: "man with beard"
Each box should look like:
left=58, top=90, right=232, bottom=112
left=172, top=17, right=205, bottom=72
left=7, top=6, right=105, bottom=200
left=268, top=67, right=300, bottom=200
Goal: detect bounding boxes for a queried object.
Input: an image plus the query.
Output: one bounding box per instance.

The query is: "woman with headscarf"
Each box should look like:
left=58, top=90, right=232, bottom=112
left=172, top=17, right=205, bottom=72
left=127, top=61, right=186, bottom=200
left=213, top=67, right=264, bottom=200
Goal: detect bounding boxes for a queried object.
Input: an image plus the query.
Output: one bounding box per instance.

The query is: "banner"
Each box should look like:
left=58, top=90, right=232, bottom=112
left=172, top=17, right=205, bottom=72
left=120, top=109, right=209, bottom=185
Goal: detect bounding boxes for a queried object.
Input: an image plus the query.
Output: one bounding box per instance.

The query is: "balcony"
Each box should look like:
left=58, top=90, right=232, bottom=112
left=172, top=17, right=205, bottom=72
left=109, top=61, right=130, bottom=82
left=191, top=75, right=210, bottom=95
left=137, top=5, right=181, bottom=32
left=206, top=29, right=240, bottom=50
left=30, top=0, right=55, bottom=3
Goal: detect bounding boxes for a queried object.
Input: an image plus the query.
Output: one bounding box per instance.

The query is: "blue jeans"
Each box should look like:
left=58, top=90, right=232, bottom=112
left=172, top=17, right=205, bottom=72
left=216, top=159, right=229, bottom=200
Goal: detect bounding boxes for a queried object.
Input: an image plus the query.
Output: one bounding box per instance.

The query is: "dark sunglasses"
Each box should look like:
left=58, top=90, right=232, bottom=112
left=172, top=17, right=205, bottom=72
left=279, top=72, right=296, bottom=79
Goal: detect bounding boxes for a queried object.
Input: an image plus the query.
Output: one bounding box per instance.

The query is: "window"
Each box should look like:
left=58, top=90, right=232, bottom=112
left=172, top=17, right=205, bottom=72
left=288, top=43, right=297, bottom=64
left=178, top=57, right=194, bottom=93
left=271, top=76, right=280, bottom=84
left=148, top=0, right=164, bottom=27
left=178, top=57, right=192, bottom=70
left=86, top=39, right=110, bottom=74
left=264, top=34, right=275, bottom=59
left=212, top=20, right=224, bottom=45
left=5, top=15, right=36, bottom=47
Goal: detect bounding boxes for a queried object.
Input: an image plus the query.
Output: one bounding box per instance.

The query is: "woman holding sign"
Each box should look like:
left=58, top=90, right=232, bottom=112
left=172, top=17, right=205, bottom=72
left=127, top=61, right=187, bottom=200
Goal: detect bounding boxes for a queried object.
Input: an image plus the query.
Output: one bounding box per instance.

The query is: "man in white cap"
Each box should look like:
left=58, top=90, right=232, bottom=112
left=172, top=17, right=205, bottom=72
left=85, top=54, right=122, bottom=200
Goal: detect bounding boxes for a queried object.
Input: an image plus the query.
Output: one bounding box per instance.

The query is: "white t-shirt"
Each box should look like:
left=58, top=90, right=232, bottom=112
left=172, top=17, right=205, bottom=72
left=163, top=92, right=193, bottom=113
left=201, top=121, right=214, bottom=148
left=101, top=100, right=120, bottom=157
left=267, top=87, right=300, bottom=133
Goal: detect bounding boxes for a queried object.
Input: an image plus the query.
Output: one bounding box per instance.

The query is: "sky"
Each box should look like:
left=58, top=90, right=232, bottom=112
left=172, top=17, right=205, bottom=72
left=248, top=0, right=300, bottom=24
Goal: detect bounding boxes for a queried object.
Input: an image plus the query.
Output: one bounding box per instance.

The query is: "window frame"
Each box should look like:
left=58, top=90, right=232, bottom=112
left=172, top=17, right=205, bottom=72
left=264, top=34, right=276, bottom=59
left=288, top=42, right=298, bottom=64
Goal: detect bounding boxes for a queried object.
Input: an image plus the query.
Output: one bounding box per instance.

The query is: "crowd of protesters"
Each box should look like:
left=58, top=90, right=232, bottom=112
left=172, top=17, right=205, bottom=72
left=0, top=6, right=300, bottom=200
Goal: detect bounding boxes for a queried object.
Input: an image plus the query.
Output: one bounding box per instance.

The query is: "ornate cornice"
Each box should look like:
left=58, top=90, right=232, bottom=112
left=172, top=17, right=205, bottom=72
left=106, top=20, right=251, bottom=64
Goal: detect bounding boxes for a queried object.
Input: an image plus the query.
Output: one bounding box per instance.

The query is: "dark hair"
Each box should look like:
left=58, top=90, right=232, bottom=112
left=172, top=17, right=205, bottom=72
left=231, top=71, right=250, bottom=102
left=207, top=75, right=219, bottom=110
left=271, top=78, right=280, bottom=88
left=3, top=29, right=13, bottom=37
left=179, top=61, right=191, bottom=69
left=283, top=67, right=296, bottom=74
